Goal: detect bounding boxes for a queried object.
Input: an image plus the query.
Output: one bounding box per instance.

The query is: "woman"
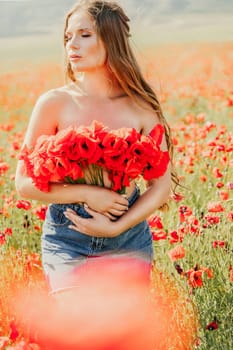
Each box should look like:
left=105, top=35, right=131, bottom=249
left=15, top=0, right=175, bottom=293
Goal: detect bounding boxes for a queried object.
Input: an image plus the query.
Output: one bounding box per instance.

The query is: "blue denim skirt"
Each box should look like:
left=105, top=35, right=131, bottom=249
left=41, top=186, right=153, bottom=292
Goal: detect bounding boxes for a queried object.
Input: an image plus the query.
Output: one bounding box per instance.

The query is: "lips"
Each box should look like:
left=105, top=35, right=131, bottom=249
left=69, top=54, right=82, bottom=60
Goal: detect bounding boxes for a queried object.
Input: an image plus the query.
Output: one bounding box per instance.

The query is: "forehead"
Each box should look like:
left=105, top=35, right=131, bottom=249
left=66, top=11, right=95, bottom=32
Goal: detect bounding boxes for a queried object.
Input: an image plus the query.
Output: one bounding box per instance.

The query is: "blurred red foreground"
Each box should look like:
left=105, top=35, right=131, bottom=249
left=12, top=256, right=196, bottom=350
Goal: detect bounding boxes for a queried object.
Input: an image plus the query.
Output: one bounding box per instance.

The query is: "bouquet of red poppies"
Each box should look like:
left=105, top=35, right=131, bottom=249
left=20, top=121, right=169, bottom=193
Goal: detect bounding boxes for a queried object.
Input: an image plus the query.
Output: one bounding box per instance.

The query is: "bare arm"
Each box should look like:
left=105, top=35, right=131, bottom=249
left=16, top=167, right=128, bottom=216
left=114, top=165, right=171, bottom=234
left=15, top=90, right=59, bottom=200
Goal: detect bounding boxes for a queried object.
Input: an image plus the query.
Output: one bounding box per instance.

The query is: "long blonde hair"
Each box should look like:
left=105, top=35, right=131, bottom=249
left=63, top=0, right=179, bottom=192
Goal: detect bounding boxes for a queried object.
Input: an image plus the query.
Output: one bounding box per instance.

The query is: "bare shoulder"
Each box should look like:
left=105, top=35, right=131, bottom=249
left=35, top=86, right=71, bottom=111
left=22, top=86, right=74, bottom=146
left=128, top=97, right=160, bottom=135
left=30, top=85, right=76, bottom=126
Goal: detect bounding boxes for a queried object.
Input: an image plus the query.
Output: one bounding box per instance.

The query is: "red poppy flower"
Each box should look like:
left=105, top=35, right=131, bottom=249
left=186, top=269, right=203, bottom=288
left=149, top=124, right=164, bottom=146
left=213, top=167, right=223, bottom=178
left=0, top=161, right=9, bottom=175
left=226, top=95, right=233, bottom=106
left=113, top=127, right=140, bottom=145
left=201, top=266, right=214, bottom=279
left=152, top=230, right=167, bottom=241
left=206, top=320, right=219, bottom=331
left=34, top=205, right=48, bottom=221
left=16, top=200, right=31, bottom=210
left=4, top=227, right=13, bottom=236
left=186, top=265, right=213, bottom=288
left=212, top=240, right=225, bottom=248
left=169, top=230, right=184, bottom=244
left=204, top=121, right=216, bottom=132
left=171, top=193, right=184, bottom=202
left=179, top=205, right=193, bottom=222
left=143, top=151, right=169, bottom=180
left=219, top=191, right=229, bottom=200
left=207, top=202, right=224, bottom=213
left=102, top=134, right=129, bottom=171
left=229, top=267, right=233, bottom=282
left=200, top=175, right=207, bottom=182
left=227, top=212, right=233, bottom=222
left=216, top=182, right=224, bottom=188
left=128, top=141, right=148, bottom=170
left=205, top=215, right=220, bottom=225
left=148, top=215, right=163, bottom=229
left=87, top=120, right=108, bottom=140
left=0, top=233, right=6, bottom=245
left=77, top=135, right=102, bottom=163
left=124, top=158, right=144, bottom=179
left=168, top=245, right=185, bottom=262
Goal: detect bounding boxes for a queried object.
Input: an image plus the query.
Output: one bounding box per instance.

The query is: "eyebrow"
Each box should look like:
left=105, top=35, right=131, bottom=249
left=65, top=27, right=94, bottom=34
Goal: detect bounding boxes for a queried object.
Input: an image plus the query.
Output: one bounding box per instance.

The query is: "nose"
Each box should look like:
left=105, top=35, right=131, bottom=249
left=68, top=35, right=80, bottom=49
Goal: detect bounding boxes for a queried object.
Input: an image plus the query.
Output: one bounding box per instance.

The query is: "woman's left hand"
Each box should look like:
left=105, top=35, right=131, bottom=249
left=64, top=205, right=121, bottom=237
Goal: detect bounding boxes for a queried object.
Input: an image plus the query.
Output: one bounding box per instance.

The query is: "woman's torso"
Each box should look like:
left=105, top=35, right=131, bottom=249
left=48, top=83, right=156, bottom=198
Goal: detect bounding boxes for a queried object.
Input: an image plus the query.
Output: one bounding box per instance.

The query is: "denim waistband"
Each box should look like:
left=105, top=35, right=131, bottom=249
left=50, top=185, right=140, bottom=219
left=126, top=185, right=140, bottom=207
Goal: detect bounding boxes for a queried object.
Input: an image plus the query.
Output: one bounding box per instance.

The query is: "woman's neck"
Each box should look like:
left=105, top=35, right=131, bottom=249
left=74, top=68, right=125, bottom=100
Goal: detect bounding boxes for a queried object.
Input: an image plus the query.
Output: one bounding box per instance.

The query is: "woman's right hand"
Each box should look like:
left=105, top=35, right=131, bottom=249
left=84, top=186, right=129, bottom=220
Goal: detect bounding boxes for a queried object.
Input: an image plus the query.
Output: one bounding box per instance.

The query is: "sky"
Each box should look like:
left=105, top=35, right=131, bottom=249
left=0, top=0, right=233, bottom=38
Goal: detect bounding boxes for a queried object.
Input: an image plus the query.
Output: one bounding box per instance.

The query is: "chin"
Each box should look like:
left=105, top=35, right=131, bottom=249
left=72, top=66, right=89, bottom=73
left=71, top=63, right=106, bottom=74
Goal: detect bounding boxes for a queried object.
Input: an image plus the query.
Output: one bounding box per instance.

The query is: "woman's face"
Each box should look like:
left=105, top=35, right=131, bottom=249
left=65, top=11, right=107, bottom=73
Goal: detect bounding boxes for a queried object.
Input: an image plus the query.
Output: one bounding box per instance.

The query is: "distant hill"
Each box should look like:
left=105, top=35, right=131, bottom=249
left=0, top=0, right=233, bottom=38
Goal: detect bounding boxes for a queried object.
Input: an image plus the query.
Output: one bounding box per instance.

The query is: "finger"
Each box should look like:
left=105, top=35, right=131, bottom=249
left=114, top=195, right=129, bottom=206
left=68, top=224, right=82, bottom=232
left=68, top=224, right=91, bottom=236
left=108, top=208, right=127, bottom=216
left=64, top=211, right=91, bottom=234
left=65, top=208, right=77, bottom=215
left=64, top=210, right=80, bottom=224
left=83, top=204, right=100, bottom=217
left=65, top=206, right=96, bottom=218
left=112, top=203, right=128, bottom=211
left=64, top=210, right=91, bottom=227
left=104, top=212, right=118, bottom=221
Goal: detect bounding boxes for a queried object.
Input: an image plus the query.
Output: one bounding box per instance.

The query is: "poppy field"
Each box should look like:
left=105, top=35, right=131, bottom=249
left=0, top=41, right=232, bottom=349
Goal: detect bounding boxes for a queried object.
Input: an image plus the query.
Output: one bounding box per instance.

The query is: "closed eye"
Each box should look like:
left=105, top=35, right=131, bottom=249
left=65, top=33, right=91, bottom=41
